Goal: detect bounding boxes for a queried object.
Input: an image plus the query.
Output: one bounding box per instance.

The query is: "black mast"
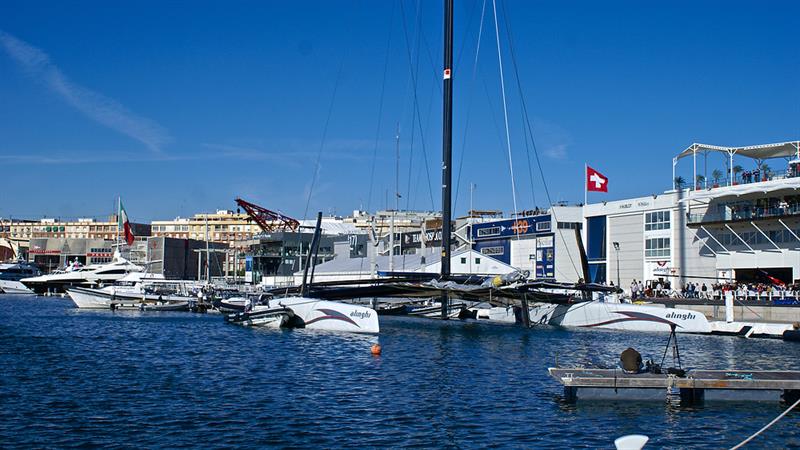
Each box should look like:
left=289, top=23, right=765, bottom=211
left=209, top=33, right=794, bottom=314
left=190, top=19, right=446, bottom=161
left=440, top=0, right=454, bottom=319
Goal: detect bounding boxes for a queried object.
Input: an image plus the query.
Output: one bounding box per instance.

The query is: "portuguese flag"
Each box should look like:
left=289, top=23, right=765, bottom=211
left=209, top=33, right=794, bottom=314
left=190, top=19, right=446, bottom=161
left=118, top=200, right=135, bottom=245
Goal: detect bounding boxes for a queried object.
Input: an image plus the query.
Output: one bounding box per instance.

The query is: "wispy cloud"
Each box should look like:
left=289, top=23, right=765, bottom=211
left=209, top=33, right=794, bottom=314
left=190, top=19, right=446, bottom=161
left=0, top=30, right=170, bottom=152
left=532, top=118, right=571, bottom=160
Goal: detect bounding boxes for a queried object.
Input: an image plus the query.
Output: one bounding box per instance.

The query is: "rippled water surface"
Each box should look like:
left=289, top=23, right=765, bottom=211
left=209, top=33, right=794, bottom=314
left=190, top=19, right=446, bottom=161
left=1, top=295, right=798, bottom=448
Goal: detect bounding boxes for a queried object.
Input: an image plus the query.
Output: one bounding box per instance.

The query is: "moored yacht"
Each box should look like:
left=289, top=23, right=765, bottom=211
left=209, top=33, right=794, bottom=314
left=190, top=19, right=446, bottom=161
left=0, top=260, right=42, bottom=294
left=21, top=251, right=143, bottom=294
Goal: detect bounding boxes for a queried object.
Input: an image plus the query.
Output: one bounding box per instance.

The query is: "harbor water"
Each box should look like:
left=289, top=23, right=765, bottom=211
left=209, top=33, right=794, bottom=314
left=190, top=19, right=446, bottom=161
left=0, top=295, right=798, bottom=448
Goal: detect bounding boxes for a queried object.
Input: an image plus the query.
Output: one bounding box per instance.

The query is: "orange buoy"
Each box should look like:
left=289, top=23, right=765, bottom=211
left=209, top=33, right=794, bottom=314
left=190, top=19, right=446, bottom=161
left=371, top=344, right=382, bottom=356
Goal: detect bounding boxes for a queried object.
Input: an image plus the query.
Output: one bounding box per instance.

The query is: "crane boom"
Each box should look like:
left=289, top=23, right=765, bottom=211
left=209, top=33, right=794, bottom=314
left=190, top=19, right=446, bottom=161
left=235, top=197, right=300, bottom=233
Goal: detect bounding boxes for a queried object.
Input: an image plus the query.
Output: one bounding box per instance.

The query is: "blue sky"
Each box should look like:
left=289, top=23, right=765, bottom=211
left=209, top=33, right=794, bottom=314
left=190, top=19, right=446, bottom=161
left=1, top=0, right=798, bottom=223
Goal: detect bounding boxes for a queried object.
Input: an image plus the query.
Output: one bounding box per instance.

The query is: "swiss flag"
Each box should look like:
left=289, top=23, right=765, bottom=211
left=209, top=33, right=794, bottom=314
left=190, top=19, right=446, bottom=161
left=586, top=166, right=608, bottom=192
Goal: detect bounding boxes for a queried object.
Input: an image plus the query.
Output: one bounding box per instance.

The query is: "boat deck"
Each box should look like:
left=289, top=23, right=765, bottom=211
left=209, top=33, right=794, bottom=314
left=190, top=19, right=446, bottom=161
left=549, top=368, right=800, bottom=404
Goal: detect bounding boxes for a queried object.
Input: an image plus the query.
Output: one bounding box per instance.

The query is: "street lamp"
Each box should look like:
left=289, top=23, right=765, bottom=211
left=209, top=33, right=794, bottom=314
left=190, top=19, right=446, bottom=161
left=612, top=242, right=620, bottom=288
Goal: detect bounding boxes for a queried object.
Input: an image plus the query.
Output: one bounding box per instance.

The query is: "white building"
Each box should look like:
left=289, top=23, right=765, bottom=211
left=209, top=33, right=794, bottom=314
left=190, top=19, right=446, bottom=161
left=584, top=141, right=800, bottom=288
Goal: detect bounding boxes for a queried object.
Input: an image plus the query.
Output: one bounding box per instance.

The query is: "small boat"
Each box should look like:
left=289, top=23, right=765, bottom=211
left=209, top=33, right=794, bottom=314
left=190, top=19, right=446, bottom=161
left=408, top=301, right=468, bottom=320
left=376, top=303, right=410, bottom=316
left=139, top=301, right=191, bottom=312
left=66, top=285, right=195, bottom=310
left=225, top=306, right=294, bottom=328
left=212, top=296, right=249, bottom=314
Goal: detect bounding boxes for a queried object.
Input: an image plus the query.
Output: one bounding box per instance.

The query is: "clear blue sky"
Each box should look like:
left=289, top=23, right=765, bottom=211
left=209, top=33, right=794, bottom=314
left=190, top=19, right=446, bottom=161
left=1, top=0, right=798, bottom=223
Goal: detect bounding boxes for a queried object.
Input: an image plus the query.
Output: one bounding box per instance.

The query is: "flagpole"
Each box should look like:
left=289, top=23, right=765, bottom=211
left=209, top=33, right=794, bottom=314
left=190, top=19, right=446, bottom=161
left=584, top=163, right=588, bottom=206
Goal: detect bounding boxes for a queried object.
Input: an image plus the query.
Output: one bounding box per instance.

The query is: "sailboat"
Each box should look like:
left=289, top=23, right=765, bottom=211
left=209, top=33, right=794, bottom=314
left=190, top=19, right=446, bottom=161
left=226, top=213, right=380, bottom=333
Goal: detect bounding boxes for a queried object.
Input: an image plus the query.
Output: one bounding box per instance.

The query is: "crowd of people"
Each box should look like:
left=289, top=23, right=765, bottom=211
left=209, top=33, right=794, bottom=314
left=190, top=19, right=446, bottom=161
left=627, top=279, right=800, bottom=302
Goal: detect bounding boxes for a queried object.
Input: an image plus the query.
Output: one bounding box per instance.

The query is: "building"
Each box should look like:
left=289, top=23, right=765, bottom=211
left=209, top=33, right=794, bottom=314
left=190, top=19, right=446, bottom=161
left=151, top=210, right=260, bottom=277
left=26, top=235, right=225, bottom=279
left=584, top=141, right=800, bottom=288
left=4, top=216, right=149, bottom=249
left=469, top=206, right=585, bottom=283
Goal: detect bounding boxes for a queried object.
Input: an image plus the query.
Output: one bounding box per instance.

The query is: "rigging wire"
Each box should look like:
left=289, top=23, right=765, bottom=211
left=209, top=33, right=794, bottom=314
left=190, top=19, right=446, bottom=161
left=491, top=0, right=520, bottom=226
left=399, top=0, right=436, bottom=210
left=453, top=0, right=487, bottom=215
left=405, top=0, right=424, bottom=211
left=302, top=57, right=345, bottom=222
left=729, top=395, right=800, bottom=449
left=366, top=1, right=396, bottom=213
left=499, top=0, right=581, bottom=278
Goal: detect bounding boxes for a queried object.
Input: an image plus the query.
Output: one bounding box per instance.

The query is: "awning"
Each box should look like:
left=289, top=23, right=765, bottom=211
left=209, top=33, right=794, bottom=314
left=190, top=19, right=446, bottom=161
left=676, top=141, right=800, bottom=161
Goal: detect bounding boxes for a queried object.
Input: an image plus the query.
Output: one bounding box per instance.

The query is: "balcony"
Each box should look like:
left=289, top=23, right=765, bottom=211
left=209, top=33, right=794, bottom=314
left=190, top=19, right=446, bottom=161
left=688, top=203, right=800, bottom=226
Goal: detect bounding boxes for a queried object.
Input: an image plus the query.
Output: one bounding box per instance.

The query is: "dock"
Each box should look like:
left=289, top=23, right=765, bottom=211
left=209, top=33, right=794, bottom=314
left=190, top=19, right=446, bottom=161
left=549, top=368, right=800, bottom=404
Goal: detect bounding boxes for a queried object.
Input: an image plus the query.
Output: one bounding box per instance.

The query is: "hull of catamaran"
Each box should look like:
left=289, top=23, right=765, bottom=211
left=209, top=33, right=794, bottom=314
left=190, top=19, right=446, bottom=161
left=273, top=297, right=379, bottom=333
left=474, top=301, right=712, bottom=333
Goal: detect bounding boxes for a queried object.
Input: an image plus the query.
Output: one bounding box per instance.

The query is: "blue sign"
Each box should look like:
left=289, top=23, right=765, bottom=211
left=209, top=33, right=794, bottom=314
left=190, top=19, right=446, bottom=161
left=472, top=215, right=552, bottom=241
left=474, top=239, right=510, bottom=264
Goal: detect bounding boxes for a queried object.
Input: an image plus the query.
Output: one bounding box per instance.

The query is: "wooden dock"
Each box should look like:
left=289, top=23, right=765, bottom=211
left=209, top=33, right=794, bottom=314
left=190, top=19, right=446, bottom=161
left=549, top=368, right=800, bottom=404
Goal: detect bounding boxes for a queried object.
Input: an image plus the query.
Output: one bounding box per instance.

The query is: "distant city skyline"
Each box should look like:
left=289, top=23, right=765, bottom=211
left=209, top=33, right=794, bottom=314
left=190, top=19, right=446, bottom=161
left=1, top=0, right=798, bottom=223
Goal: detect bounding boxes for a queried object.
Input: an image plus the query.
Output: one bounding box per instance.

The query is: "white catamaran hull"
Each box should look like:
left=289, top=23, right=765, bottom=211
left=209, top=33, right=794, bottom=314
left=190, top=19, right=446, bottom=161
left=476, top=301, right=712, bottom=333
left=275, top=297, right=379, bottom=333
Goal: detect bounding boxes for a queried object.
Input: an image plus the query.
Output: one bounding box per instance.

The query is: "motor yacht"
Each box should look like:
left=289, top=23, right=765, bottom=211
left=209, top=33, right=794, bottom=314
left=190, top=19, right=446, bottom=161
left=21, top=251, right=143, bottom=294
left=0, top=260, right=41, bottom=294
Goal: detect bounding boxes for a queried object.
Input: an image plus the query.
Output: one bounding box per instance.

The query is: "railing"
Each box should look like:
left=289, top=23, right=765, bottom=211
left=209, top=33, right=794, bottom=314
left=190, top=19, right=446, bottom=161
left=688, top=204, right=800, bottom=224
left=687, top=168, right=800, bottom=191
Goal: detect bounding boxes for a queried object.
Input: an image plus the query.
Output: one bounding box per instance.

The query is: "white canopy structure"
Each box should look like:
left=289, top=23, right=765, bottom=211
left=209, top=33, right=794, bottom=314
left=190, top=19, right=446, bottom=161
left=673, top=141, right=800, bottom=190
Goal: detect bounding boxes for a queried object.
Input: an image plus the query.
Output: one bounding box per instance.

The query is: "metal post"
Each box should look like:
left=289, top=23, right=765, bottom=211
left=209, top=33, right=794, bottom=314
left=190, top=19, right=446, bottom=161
left=440, top=0, right=454, bottom=319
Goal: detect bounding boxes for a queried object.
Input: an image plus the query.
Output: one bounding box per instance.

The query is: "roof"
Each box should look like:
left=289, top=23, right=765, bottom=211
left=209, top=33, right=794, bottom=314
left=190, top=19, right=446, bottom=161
left=676, top=141, right=800, bottom=161
left=298, top=220, right=362, bottom=236
left=297, top=251, right=442, bottom=276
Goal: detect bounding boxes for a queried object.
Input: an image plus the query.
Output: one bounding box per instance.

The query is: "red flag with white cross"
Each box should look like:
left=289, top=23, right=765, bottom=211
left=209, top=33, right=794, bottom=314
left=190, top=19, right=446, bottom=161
left=586, top=166, right=609, bottom=192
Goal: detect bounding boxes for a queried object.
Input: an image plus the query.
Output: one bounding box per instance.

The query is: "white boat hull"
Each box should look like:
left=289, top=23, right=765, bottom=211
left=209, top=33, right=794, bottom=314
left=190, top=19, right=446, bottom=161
left=226, top=306, right=292, bottom=328
left=0, top=280, right=36, bottom=294
left=275, top=297, right=379, bottom=333
left=476, top=301, right=712, bottom=333
left=66, top=286, right=194, bottom=310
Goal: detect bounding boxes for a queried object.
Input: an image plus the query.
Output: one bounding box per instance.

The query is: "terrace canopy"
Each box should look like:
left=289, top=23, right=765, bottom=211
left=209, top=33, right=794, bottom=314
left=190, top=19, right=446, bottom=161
left=673, top=141, right=800, bottom=188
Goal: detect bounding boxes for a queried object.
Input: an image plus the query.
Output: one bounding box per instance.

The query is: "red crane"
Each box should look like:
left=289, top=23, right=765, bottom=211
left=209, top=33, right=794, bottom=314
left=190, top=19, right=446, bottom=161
left=235, top=197, right=300, bottom=233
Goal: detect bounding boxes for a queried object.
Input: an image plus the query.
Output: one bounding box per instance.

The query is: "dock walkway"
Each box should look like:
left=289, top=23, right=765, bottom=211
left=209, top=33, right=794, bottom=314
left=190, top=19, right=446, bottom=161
left=549, top=368, right=800, bottom=404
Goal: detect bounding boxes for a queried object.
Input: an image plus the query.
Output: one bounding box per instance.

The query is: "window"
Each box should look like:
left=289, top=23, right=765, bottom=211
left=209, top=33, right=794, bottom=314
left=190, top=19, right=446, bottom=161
left=480, top=247, right=503, bottom=256
left=536, top=221, right=551, bottom=232
left=645, top=211, right=671, bottom=231
left=557, top=222, right=582, bottom=230
left=475, top=258, right=481, bottom=264
left=477, top=226, right=501, bottom=237
left=460, top=257, right=466, bottom=264
left=645, top=238, right=670, bottom=258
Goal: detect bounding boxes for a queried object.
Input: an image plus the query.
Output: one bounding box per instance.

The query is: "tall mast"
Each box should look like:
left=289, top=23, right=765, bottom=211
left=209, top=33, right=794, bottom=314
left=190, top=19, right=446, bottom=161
left=205, top=212, right=210, bottom=282
left=440, top=0, right=454, bottom=318
left=116, top=196, right=121, bottom=248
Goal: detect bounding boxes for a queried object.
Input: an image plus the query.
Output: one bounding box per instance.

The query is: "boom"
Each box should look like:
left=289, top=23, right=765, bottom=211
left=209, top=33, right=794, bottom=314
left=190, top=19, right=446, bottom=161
left=235, top=197, right=300, bottom=233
